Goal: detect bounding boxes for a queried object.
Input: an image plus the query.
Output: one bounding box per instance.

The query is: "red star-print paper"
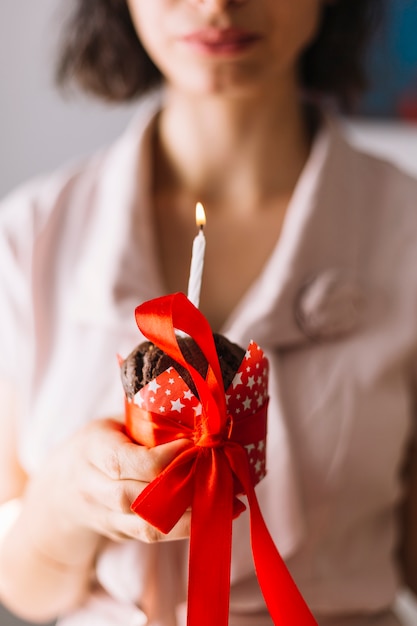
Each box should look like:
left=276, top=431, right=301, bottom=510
left=133, top=340, right=268, bottom=486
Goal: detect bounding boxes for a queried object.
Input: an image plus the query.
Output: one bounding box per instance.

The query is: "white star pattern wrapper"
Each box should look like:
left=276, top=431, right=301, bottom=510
left=133, top=340, right=268, bottom=485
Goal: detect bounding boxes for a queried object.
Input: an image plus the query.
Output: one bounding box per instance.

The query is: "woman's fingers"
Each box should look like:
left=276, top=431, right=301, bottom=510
left=72, top=419, right=193, bottom=542
left=103, top=510, right=192, bottom=544
left=84, top=472, right=192, bottom=543
left=78, top=465, right=145, bottom=514
left=86, top=421, right=192, bottom=482
left=77, top=460, right=192, bottom=543
left=54, top=418, right=193, bottom=544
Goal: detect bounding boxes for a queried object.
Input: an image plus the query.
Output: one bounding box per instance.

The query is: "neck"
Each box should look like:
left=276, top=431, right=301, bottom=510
left=154, top=76, right=312, bottom=214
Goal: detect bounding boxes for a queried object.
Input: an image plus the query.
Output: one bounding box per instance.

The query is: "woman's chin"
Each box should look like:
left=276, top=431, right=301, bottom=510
left=168, top=67, right=269, bottom=100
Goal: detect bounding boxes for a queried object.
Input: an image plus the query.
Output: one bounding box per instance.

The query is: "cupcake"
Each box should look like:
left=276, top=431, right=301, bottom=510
left=118, top=294, right=315, bottom=626
left=120, top=333, right=245, bottom=400
left=120, top=293, right=268, bottom=486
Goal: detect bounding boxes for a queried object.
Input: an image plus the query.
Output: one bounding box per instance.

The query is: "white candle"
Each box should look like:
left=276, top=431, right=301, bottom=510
left=187, top=202, right=206, bottom=309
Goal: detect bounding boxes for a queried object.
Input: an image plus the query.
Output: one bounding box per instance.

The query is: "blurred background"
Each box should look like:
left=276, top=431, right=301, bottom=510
left=0, top=0, right=136, bottom=201
left=0, top=0, right=417, bottom=624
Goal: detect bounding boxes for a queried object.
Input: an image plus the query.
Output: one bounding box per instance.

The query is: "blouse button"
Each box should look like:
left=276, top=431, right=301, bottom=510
left=295, top=268, right=364, bottom=340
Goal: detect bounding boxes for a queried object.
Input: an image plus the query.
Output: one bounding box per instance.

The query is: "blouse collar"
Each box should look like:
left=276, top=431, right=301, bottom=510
left=70, top=95, right=365, bottom=349
left=223, top=113, right=365, bottom=349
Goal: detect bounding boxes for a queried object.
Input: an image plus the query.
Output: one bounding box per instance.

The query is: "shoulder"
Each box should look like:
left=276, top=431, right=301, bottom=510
left=0, top=89, right=161, bottom=253
left=327, top=115, right=417, bottom=200
left=350, top=138, right=417, bottom=213
left=0, top=155, right=99, bottom=237
left=311, top=116, right=417, bottom=329
left=332, top=120, right=417, bottom=324
left=328, top=117, right=417, bottom=254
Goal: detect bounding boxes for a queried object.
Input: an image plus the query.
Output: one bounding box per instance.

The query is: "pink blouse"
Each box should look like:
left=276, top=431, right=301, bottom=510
left=1, top=92, right=417, bottom=625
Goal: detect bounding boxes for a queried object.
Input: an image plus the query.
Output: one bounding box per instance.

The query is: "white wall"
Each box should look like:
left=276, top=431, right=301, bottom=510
left=0, top=0, right=135, bottom=199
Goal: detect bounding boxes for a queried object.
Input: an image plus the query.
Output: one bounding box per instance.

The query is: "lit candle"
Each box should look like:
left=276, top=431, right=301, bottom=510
left=187, top=202, right=206, bottom=309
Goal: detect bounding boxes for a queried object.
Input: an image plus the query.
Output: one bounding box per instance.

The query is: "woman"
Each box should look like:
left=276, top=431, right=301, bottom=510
left=0, top=0, right=416, bottom=624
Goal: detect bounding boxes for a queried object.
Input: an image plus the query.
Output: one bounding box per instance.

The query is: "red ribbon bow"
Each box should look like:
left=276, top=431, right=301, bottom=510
left=125, top=293, right=317, bottom=626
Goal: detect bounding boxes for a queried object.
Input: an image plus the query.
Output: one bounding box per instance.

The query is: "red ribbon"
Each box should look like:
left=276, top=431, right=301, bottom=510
left=126, top=292, right=317, bottom=626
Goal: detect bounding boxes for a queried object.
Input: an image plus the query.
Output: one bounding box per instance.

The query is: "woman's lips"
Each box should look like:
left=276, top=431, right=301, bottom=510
left=180, top=27, right=262, bottom=55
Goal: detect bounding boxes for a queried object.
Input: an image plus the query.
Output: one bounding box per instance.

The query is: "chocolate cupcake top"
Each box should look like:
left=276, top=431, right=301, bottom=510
left=121, top=334, right=245, bottom=399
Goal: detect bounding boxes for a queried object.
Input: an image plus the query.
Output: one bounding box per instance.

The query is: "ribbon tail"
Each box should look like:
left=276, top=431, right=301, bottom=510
left=131, top=447, right=197, bottom=534
left=248, top=491, right=318, bottom=625
left=187, top=449, right=234, bottom=626
left=226, top=445, right=318, bottom=626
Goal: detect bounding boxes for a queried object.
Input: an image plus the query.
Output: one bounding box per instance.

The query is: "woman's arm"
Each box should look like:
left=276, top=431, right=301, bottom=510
left=0, top=380, right=191, bottom=623
left=399, top=436, right=417, bottom=594
left=0, top=381, right=27, bottom=502
left=0, top=379, right=98, bottom=622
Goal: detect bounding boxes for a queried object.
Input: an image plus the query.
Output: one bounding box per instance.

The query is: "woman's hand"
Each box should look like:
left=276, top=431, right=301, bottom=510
left=24, top=418, right=192, bottom=559
left=0, top=417, right=191, bottom=622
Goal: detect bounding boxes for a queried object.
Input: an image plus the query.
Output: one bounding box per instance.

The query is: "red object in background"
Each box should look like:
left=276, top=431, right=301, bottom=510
left=123, top=293, right=318, bottom=626
left=398, top=94, right=417, bottom=122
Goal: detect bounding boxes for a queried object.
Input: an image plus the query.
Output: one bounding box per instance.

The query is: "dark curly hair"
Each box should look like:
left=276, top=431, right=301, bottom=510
left=56, top=0, right=381, bottom=111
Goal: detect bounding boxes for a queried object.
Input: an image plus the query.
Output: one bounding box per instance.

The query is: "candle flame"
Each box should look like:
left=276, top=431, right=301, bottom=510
left=195, top=202, right=206, bottom=228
